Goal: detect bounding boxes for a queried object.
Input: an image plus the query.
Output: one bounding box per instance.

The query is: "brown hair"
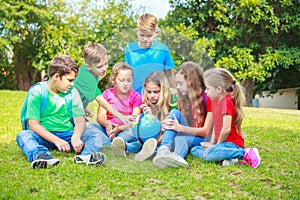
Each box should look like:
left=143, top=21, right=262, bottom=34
left=83, top=43, right=107, bottom=67
left=176, top=62, right=206, bottom=127
left=111, top=62, right=134, bottom=80
left=48, top=54, right=78, bottom=77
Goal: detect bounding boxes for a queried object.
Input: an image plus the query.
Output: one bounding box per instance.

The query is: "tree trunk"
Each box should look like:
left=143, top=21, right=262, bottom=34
left=13, top=49, right=37, bottom=91
left=241, top=78, right=254, bottom=107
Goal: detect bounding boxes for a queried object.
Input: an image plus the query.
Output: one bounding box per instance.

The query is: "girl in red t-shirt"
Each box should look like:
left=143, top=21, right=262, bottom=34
left=191, top=68, right=261, bottom=168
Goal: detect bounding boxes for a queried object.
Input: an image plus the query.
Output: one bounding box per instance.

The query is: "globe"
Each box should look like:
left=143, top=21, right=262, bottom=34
left=132, top=113, right=161, bottom=143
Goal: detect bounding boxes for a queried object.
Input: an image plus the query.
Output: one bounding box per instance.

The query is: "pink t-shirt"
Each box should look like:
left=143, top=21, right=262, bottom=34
left=102, top=87, right=142, bottom=125
left=211, top=95, right=244, bottom=148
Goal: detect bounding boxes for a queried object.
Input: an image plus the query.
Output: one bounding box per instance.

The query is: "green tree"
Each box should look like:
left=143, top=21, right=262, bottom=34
left=0, top=0, right=54, bottom=90
left=165, top=0, right=300, bottom=106
left=0, top=0, right=137, bottom=90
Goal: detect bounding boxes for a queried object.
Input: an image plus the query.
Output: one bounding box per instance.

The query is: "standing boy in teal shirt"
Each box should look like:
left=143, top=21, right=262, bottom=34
left=124, top=13, right=176, bottom=94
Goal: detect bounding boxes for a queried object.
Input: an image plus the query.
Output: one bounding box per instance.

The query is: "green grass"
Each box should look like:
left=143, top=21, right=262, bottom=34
left=0, top=90, right=299, bottom=199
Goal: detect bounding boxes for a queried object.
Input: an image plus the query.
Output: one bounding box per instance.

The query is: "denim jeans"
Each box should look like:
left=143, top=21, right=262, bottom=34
left=97, top=123, right=140, bottom=152
left=160, top=109, right=204, bottom=158
left=126, top=140, right=143, bottom=153
left=16, top=126, right=104, bottom=162
left=190, top=142, right=245, bottom=161
left=86, top=122, right=111, bottom=147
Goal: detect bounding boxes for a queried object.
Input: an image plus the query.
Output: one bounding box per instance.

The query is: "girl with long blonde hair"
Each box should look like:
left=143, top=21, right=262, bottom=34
left=131, top=72, right=177, bottom=161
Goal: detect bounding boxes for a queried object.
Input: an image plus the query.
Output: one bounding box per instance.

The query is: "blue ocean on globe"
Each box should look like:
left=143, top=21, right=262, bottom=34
left=132, top=113, right=161, bottom=143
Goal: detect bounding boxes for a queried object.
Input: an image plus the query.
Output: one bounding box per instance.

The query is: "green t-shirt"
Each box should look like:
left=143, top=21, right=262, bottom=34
left=170, top=95, right=178, bottom=110
left=26, top=87, right=85, bottom=132
left=74, top=64, right=102, bottom=108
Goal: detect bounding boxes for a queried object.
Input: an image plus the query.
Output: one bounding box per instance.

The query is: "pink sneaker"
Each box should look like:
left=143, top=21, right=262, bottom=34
left=243, top=148, right=261, bottom=168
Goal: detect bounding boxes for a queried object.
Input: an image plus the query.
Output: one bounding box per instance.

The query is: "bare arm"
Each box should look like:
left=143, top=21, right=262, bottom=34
left=71, top=116, right=86, bottom=154
left=217, top=115, right=232, bottom=144
left=112, top=107, right=141, bottom=133
left=164, top=69, right=176, bottom=89
left=95, top=95, right=129, bottom=124
left=163, top=112, right=213, bottom=137
left=97, top=104, right=114, bottom=136
left=29, top=120, right=71, bottom=153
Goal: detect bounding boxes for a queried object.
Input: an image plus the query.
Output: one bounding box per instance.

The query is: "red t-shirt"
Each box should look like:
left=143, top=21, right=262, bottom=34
left=211, top=95, right=244, bottom=148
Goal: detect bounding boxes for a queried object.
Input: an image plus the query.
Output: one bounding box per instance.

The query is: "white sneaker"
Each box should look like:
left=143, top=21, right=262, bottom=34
left=112, top=137, right=126, bottom=157
left=222, top=158, right=239, bottom=166
left=31, top=153, right=60, bottom=169
left=74, top=152, right=106, bottom=166
left=134, top=138, right=157, bottom=162
left=152, top=146, right=188, bottom=169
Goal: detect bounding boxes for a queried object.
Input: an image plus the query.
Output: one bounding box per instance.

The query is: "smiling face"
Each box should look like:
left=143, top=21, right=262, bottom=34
left=145, top=82, right=161, bottom=104
left=175, top=73, right=188, bottom=96
left=113, top=69, right=133, bottom=96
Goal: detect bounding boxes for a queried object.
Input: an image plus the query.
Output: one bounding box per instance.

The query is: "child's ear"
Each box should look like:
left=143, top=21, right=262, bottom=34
left=155, top=29, right=160, bottom=36
left=217, top=86, right=223, bottom=93
left=111, top=77, right=115, bottom=84
left=53, top=73, right=60, bottom=79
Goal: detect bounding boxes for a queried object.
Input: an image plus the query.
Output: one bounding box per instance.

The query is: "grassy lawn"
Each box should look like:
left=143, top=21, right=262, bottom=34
left=0, top=90, right=299, bottom=199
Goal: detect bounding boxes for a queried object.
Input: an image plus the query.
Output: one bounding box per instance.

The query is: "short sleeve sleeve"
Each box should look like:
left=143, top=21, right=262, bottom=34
left=164, top=46, right=176, bottom=70
left=26, top=87, right=42, bottom=120
left=71, top=88, right=85, bottom=117
left=131, top=91, right=143, bottom=108
left=206, top=97, right=212, bottom=112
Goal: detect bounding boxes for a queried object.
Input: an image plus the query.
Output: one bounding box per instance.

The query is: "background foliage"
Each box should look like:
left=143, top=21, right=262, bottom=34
left=0, top=0, right=299, bottom=104
left=164, top=0, right=300, bottom=105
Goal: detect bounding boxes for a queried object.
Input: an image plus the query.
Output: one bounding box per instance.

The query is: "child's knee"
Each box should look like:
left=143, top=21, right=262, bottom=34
left=190, top=146, right=202, bottom=158
left=203, top=150, right=215, bottom=162
left=16, top=130, right=32, bottom=140
left=169, top=109, right=180, bottom=117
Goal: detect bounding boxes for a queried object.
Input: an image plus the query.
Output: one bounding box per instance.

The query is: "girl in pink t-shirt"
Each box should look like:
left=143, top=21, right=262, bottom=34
left=191, top=68, right=261, bottom=168
left=97, top=62, right=142, bottom=156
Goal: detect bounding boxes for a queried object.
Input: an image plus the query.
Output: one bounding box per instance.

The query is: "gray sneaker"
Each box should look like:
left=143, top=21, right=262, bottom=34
left=134, top=138, right=157, bottom=162
left=152, top=146, right=188, bottom=169
left=112, top=137, right=126, bottom=157
left=74, top=152, right=106, bottom=166
left=31, top=153, right=60, bottom=169
left=222, top=158, right=239, bottom=166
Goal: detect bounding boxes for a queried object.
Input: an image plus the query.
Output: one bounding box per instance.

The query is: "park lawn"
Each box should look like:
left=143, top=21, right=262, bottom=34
left=0, top=90, right=299, bottom=199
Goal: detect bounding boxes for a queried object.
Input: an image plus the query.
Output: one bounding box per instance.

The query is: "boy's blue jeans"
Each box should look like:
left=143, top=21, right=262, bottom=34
left=160, top=109, right=204, bottom=158
left=86, top=122, right=111, bottom=147
left=190, top=142, right=245, bottom=161
left=16, top=124, right=105, bottom=162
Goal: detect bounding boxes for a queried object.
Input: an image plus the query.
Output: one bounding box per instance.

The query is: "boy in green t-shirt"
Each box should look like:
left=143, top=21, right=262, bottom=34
left=74, top=43, right=130, bottom=145
left=16, top=55, right=106, bottom=169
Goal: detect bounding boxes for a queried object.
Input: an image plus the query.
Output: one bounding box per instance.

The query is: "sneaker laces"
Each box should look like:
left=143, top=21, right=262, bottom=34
left=35, top=153, right=53, bottom=160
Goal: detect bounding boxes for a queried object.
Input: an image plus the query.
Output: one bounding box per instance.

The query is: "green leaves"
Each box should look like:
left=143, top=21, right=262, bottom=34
left=0, top=0, right=138, bottom=90
left=166, top=0, right=300, bottom=104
